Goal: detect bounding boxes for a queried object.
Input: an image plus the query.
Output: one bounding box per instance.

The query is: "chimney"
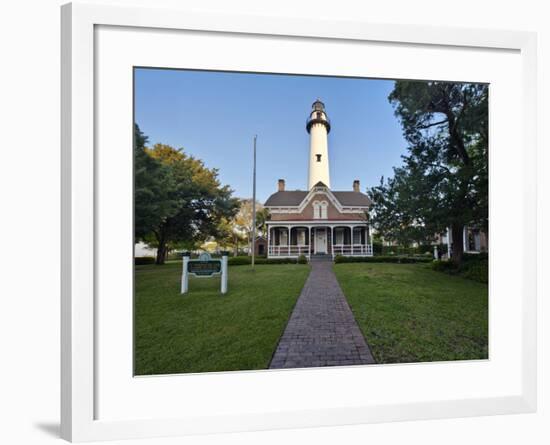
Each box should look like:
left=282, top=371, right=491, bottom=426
left=278, top=179, right=285, bottom=192
left=353, top=180, right=360, bottom=192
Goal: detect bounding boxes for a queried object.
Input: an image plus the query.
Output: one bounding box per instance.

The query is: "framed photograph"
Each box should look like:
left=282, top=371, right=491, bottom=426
left=61, top=2, right=537, bottom=442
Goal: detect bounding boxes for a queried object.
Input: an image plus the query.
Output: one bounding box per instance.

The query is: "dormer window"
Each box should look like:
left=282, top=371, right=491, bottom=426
left=316, top=154, right=322, bottom=162
left=312, top=200, right=328, bottom=219
left=320, top=201, right=328, bottom=219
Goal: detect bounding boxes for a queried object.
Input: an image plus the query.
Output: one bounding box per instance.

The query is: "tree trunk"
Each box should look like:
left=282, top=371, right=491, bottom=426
left=155, top=232, right=168, bottom=265
left=451, top=224, right=464, bottom=265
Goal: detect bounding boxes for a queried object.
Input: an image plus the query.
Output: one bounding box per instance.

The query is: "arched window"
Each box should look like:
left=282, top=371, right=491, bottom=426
left=313, top=201, right=328, bottom=219
left=320, top=201, right=328, bottom=219
left=312, top=201, right=320, bottom=219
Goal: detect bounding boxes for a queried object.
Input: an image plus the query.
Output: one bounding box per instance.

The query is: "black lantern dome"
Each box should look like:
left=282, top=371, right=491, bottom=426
left=306, top=99, right=331, bottom=133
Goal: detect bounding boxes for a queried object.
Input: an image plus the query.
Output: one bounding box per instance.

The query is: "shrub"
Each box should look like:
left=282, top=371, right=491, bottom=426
left=227, top=256, right=305, bottom=266
left=257, top=258, right=300, bottom=265
left=297, top=254, right=308, bottom=264
left=460, top=258, right=488, bottom=283
left=432, top=257, right=488, bottom=283
left=334, top=255, right=432, bottom=264
left=463, top=252, right=488, bottom=262
left=227, top=256, right=252, bottom=266
left=135, top=256, right=156, bottom=265
left=431, top=260, right=458, bottom=275
left=377, top=244, right=445, bottom=257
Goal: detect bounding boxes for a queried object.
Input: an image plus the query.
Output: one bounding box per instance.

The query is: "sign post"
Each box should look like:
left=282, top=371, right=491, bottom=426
left=251, top=135, right=257, bottom=269
left=181, top=251, right=229, bottom=295
left=221, top=253, right=228, bottom=294
left=181, top=252, right=190, bottom=294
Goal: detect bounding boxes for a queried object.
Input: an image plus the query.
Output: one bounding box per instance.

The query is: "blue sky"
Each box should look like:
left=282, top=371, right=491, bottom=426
left=134, top=68, right=408, bottom=202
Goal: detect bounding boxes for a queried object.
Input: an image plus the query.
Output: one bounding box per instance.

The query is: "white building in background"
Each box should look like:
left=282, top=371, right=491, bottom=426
left=134, top=241, right=157, bottom=258
left=438, top=226, right=488, bottom=258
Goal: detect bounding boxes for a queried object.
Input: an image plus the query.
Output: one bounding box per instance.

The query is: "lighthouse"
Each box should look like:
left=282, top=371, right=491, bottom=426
left=306, top=99, right=331, bottom=189
left=264, top=99, right=373, bottom=260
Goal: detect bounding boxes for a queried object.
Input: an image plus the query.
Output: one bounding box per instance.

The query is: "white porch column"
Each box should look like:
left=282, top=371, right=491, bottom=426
left=463, top=226, right=467, bottom=252
left=267, top=225, right=271, bottom=257
left=349, top=225, right=354, bottom=256
left=331, top=226, right=334, bottom=257
left=288, top=226, right=291, bottom=255
left=308, top=226, right=311, bottom=258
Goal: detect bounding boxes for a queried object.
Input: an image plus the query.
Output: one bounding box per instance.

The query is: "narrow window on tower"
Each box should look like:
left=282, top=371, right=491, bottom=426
left=316, top=154, right=322, bottom=162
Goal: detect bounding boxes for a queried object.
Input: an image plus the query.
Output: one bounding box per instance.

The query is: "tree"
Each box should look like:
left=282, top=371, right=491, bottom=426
left=134, top=137, right=240, bottom=264
left=213, top=200, right=270, bottom=256
left=134, top=124, right=177, bottom=239
left=237, top=200, right=267, bottom=246
left=216, top=216, right=248, bottom=256
left=368, top=170, right=438, bottom=248
left=255, top=207, right=270, bottom=238
left=368, top=81, right=488, bottom=264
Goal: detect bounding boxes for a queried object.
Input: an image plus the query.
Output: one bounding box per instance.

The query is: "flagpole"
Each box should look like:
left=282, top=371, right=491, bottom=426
left=251, top=135, right=257, bottom=269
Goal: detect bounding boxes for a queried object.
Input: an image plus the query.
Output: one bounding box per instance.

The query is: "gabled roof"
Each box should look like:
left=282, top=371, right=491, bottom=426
left=264, top=191, right=308, bottom=206
left=332, top=191, right=372, bottom=206
left=264, top=190, right=371, bottom=207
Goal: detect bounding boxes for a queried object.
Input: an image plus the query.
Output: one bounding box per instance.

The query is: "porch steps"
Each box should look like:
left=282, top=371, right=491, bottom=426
left=309, top=254, right=333, bottom=263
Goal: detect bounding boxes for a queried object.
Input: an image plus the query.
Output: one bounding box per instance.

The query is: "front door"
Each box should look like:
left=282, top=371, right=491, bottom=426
left=315, top=228, right=327, bottom=254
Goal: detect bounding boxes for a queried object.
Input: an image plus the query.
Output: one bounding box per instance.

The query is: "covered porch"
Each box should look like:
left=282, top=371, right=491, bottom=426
left=267, top=224, right=373, bottom=259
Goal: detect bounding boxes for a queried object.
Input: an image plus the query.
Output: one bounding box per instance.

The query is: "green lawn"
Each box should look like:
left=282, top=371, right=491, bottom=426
left=135, top=262, right=309, bottom=375
left=334, top=263, right=488, bottom=364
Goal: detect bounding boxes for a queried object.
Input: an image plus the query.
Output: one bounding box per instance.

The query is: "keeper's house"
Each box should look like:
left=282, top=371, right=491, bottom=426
left=264, top=100, right=373, bottom=259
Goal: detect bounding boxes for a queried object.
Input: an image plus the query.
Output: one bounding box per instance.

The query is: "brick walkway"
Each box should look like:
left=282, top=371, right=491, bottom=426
left=269, top=261, right=375, bottom=369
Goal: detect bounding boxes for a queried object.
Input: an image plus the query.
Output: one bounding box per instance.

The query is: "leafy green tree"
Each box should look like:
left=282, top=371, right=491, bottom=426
left=233, top=199, right=268, bottom=250
left=134, top=125, right=177, bottom=239
left=148, top=144, right=239, bottom=264
left=134, top=134, right=239, bottom=264
left=215, top=216, right=248, bottom=256
left=212, top=200, right=269, bottom=256
left=368, top=81, right=488, bottom=264
left=255, top=207, right=270, bottom=238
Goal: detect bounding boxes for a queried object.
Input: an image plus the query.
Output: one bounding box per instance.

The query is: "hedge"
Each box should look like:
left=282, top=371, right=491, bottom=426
left=431, top=255, right=488, bottom=284
left=373, top=243, right=448, bottom=257
left=460, top=260, right=488, bottom=283
left=227, top=256, right=304, bottom=266
left=134, top=256, right=156, bottom=265
left=334, top=255, right=433, bottom=264
left=226, top=256, right=251, bottom=266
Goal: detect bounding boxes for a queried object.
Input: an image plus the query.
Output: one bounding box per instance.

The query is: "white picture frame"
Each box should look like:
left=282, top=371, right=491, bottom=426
left=61, top=2, right=537, bottom=442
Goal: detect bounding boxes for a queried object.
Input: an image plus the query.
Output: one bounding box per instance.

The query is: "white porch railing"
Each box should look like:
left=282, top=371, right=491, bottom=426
left=268, top=244, right=374, bottom=257
left=332, top=244, right=373, bottom=256
left=268, top=245, right=310, bottom=257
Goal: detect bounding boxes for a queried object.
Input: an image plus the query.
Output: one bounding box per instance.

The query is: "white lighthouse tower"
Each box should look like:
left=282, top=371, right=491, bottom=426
left=306, top=99, right=331, bottom=189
